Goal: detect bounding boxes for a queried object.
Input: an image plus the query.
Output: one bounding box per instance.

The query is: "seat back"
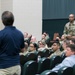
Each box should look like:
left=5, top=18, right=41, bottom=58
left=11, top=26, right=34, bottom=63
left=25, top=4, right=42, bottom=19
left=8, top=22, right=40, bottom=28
left=36, top=51, right=44, bottom=58
left=37, top=57, right=50, bottom=74
left=60, top=53, right=66, bottom=61
left=73, top=65, right=75, bottom=75
left=40, top=70, right=57, bottom=75
left=25, top=53, right=37, bottom=62
left=20, top=55, right=27, bottom=75
left=22, top=60, right=38, bottom=75
left=50, top=55, right=62, bottom=69
left=58, top=66, right=73, bottom=75
left=20, top=55, right=26, bottom=65
left=43, top=49, right=50, bottom=57
left=49, top=50, right=54, bottom=56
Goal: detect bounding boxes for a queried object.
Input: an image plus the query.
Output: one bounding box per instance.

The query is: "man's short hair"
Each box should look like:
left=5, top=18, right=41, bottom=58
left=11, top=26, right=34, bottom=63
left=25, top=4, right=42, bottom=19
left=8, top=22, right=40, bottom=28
left=67, top=44, right=75, bottom=52
left=63, top=40, right=70, bottom=46
left=53, top=40, right=60, bottom=46
left=30, top=42, right=38, bottom=50
left=2, top=11, right=14, bottom=26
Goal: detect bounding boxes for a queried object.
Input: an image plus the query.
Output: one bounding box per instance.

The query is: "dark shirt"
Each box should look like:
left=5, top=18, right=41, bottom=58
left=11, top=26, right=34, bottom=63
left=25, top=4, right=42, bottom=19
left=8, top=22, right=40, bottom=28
left=0, top=26, right=25, bottom=69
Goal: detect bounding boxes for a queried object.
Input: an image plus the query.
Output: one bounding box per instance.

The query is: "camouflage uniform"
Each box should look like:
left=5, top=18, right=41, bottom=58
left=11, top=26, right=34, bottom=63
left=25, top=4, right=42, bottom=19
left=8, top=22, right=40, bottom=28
left=48, top=49, right=61, bottom=58
left=63, top=21, right=75, bottom=36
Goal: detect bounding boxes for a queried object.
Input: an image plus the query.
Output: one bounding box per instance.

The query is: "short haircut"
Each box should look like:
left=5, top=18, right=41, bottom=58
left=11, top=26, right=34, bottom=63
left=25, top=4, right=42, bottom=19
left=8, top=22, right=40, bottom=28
left=67, top=44, right=75, bottom=52
left=63, top=40, right=70, bottom=46
left=2, top=11, right=14, bottom=26
left=53, top=40, right=60, bottom=46
left=71, top=38, right=75, bottom=44
left=30, top=42, right=38, bottom=49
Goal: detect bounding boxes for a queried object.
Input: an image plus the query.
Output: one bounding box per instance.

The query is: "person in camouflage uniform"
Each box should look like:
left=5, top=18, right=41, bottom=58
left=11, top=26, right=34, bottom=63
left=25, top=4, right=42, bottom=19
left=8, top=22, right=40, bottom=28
left=63, top=14, right=75, bottom=36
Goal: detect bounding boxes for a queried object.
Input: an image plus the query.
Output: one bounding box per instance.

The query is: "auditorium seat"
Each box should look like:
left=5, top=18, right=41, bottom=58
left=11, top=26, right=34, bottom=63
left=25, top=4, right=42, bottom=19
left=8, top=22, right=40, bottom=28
left=25, top=53, right=37, bottom=62
left=73, top=65, right=75, bottom=75
left=22, top=60, right=38, bottom=75
left=35, top=51, right=44, bottom=58
left=37, top=57, right=50, bottom=74
left=40, top=70, right=57, bottom=75
left=49, top=50, right=54, bottom=56
left=58, top=66, right=73, bottom=75
left=20, top=53, right=37, bottom=66
left=43, top=49, right=50, bottom=57
left=50, top=55, right=62, bottom=69
left=60, top=53, right=66, bottom=61
left=20, top=55, right=26, bottom=66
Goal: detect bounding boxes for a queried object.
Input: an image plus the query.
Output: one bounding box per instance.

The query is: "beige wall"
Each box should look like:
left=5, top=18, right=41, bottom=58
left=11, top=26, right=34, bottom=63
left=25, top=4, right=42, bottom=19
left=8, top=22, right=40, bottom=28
left=0, top=0, right=13, bottom=29
left=13, top=0, right=42, bottom=41
left=0, top=0, right=42, bottom=41
left=1, top=0, right=13, bottom=12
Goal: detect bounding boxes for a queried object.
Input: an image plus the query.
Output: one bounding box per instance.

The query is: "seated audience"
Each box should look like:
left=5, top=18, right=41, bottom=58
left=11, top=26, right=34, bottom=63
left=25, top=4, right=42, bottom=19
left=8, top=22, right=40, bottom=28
left=51, top=44, right=75, bottom=72
left=70, top=38, right=75, bottom=44
left=43, top=32, right=50, bottom=41
left=48, top=41, right=61, bottom=58
left=38, top=40, right=46, bottom=51
left=24, top=32, right=28, bottom=40
left=20, top=42, right=38, bottom=55
left=20, top=42, right=29, bottom=56
left=29, top=43, right=37, bottom=53
left=41, top=34, right=46, bottom=42
left=30, top=36, right=37, bottom=43
left=60, top=35, right=66, bottom=45
left=61, top=40, right=70, bottom=54
left=41, top=32, right=50, bottom=45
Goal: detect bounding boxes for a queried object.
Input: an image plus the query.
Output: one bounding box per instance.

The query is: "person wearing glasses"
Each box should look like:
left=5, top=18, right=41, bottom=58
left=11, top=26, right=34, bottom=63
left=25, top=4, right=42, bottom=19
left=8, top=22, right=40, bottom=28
left=29, top=43, right=38, bottom=53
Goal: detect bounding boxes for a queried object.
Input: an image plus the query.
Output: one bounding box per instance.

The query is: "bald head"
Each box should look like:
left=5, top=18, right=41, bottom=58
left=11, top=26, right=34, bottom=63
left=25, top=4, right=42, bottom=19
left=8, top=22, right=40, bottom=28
left=69, top=14, right=75, bottom=22
left=30, top=36, right=37, bottom=43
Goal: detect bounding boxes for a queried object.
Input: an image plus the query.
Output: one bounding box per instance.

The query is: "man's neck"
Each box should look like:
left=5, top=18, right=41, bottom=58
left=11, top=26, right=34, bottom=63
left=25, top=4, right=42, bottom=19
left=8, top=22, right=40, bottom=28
left=70, top=20, right=74, bottom=23
left=54, top=49, right=60, bottom=52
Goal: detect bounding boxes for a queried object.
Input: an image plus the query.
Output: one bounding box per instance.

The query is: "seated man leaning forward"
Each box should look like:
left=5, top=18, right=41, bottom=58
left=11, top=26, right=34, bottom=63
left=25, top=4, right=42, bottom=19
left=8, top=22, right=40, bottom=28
left=51, top=44, right=75, bottom=73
